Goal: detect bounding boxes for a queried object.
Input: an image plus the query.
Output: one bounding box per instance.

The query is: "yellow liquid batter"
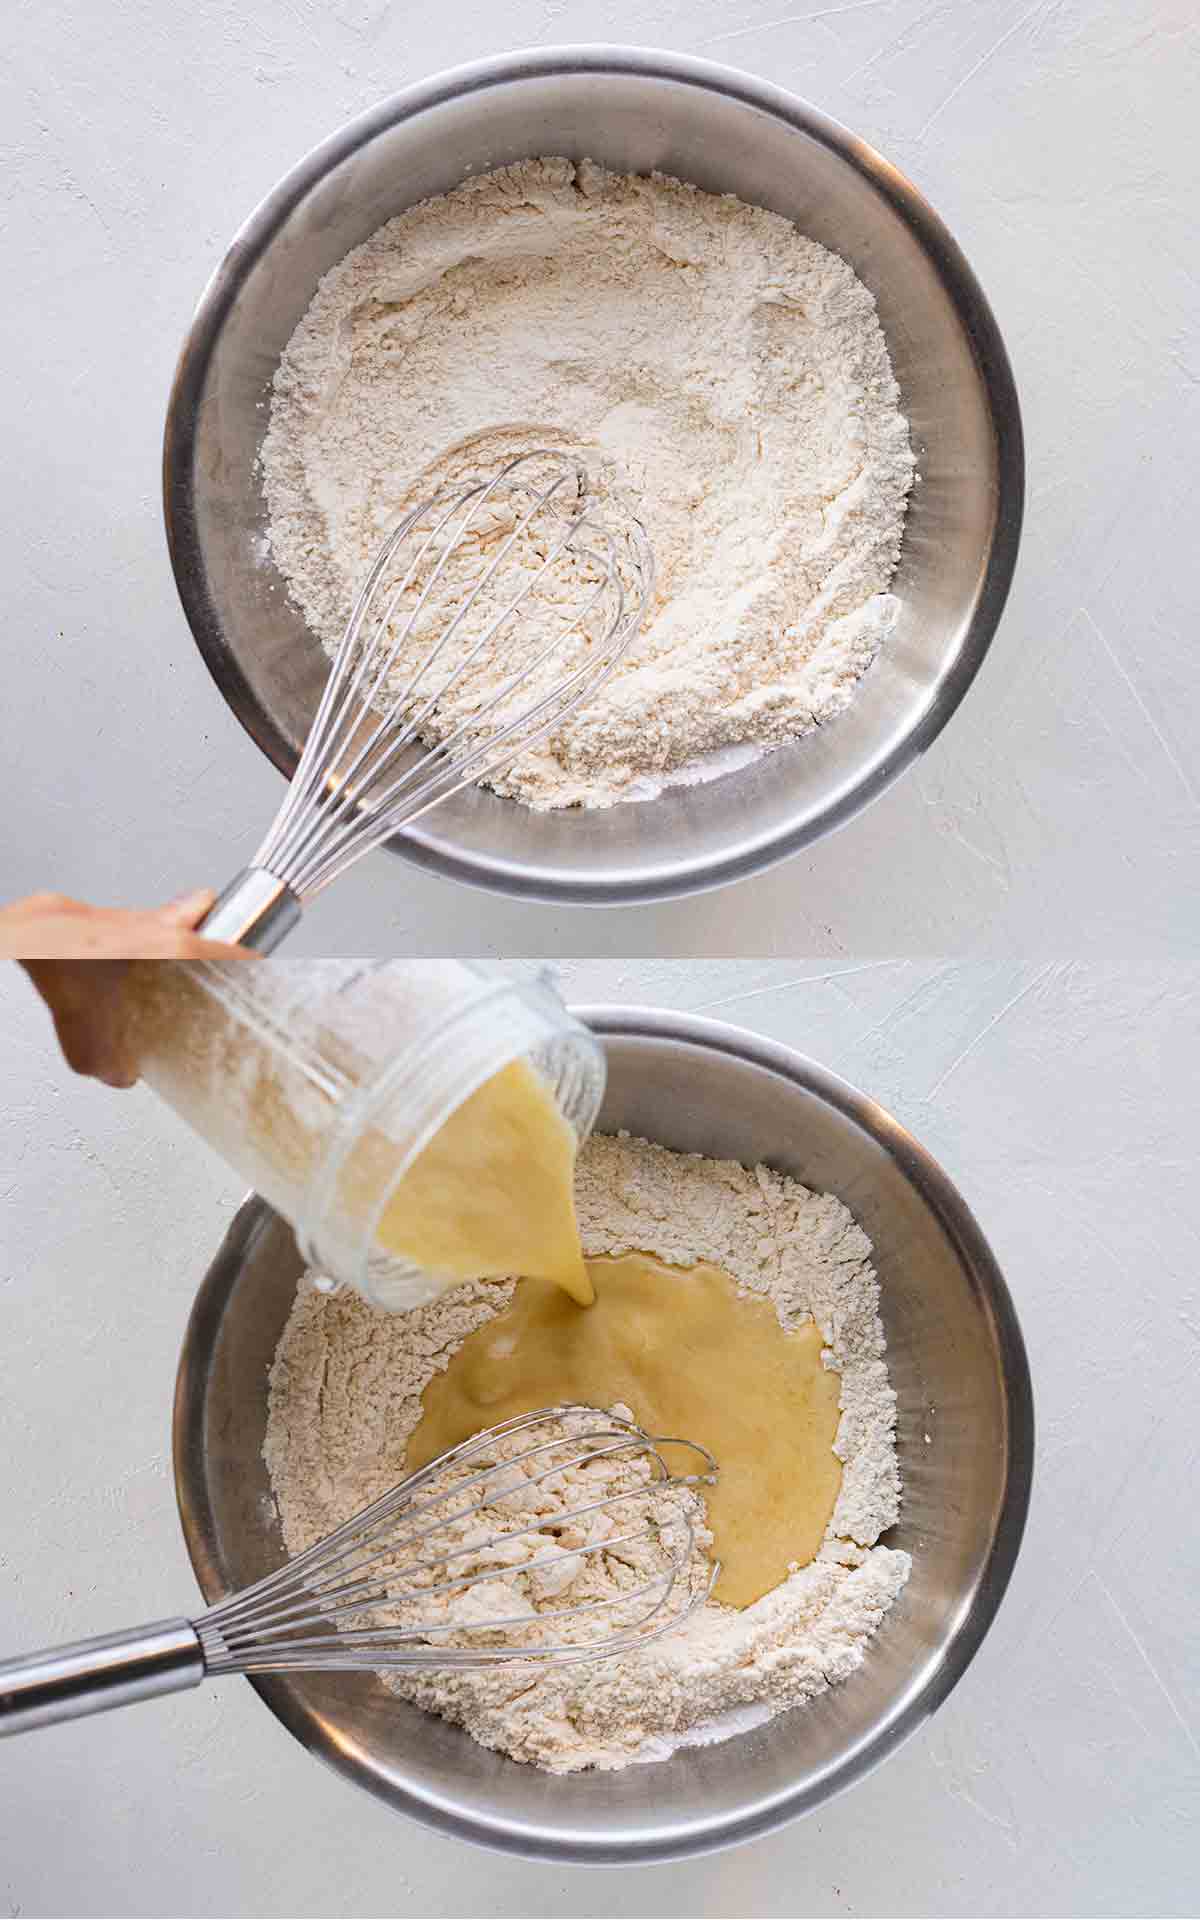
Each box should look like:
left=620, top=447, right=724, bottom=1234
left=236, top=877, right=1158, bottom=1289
left=406, top=1252, right=844, bottom=1607
left=367, top=1058, right=593, bottom=1304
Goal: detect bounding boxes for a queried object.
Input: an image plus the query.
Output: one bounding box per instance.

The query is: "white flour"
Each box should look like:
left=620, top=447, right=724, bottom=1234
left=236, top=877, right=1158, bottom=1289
left=264, top=1132, right=910, bottom=1772
left=261, top=158, right=914, bottom=809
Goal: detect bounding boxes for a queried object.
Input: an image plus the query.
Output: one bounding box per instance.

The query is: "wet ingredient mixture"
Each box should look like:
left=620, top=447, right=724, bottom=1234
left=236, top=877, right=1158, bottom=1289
left=364, top=1056, right=591, bottom=1303
left=265, top=1131, right=910, bottom=1771
left=407, top=1252, right=843, bottom=1608
left=261, top=157, right=915, bottom=809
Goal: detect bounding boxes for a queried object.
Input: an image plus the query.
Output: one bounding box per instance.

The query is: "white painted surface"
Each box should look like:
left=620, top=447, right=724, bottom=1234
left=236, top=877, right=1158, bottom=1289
left=1, top=0, right=1197, bottom=954
left=2, top=958, right=1197, bottom=1918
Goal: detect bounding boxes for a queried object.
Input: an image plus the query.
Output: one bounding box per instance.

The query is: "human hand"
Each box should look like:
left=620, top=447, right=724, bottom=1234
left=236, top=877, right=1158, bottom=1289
left=4, top=888, right=252, bottom=1087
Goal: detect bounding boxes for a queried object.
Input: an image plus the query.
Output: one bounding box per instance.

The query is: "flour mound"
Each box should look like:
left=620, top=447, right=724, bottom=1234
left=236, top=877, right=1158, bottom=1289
left=261, top=157, right=914, bottom=810
left=264, top=1132, right=909, bottom=1773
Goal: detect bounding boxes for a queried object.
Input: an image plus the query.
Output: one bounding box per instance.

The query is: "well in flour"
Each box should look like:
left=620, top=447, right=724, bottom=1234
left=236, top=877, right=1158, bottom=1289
left=261, top=157, right=915, bottom=809
left=264, top=1131, right=910, bottom=1773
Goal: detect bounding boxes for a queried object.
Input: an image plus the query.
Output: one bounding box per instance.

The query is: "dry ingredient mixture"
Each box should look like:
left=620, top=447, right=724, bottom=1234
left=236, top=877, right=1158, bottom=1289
left=261, top=157, right=915, bottom=809
left=264, top=1131, right=910, bottom=1771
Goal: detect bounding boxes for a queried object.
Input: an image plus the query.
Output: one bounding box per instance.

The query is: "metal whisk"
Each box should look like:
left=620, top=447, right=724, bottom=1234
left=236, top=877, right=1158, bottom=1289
left=199, top=452, right=653, bottom=951
left=0, top=1408, right=717, bottom=1736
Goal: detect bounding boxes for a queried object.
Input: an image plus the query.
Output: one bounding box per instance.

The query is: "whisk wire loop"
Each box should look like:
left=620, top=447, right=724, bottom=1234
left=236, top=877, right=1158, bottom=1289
left=199, top=1435, right=684, bottom=1645
left=292, top=513, right=621, bottom=895
left=208, top=451, right=653, bottom=939
left=195, top=1406, right=716, bottom=1675
left=272, top=456, right=582, bottom=885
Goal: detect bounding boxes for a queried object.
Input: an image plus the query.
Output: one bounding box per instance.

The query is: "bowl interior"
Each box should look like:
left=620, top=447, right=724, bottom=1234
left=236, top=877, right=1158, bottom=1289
left=174, top=1011, right=1031, bottom=1862
left=166, top=49, right=1021, bottom=902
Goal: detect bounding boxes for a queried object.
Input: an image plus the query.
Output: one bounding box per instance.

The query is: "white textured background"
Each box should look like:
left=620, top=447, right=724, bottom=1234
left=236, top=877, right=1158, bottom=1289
left=1, top=0, right=1197, bottom=954
left=2, top=957, right=1198, bottom=1918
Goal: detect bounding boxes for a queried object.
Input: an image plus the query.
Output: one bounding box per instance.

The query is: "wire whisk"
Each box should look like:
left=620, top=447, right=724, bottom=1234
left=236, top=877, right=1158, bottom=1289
left=200, top=452, right=654, bottom=950
left=0, top=1408, right=717, bottom=1736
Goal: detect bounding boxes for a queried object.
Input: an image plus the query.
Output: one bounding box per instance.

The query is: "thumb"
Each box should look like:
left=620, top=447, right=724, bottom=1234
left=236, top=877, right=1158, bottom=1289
left=161, top=888, right=217, bottom=928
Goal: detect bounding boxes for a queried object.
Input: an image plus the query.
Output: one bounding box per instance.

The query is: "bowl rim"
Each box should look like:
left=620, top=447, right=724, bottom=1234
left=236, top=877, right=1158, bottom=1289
left=172, top=1003, right=1034, bottom=1864
left=162, top=42, right=1024, bottom=907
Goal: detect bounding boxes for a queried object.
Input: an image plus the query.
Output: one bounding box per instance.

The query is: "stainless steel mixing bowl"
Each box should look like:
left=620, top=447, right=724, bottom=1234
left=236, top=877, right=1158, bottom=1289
left=163, top=45, right=1023, bottom=905
left=173, top=1006, right=1032, bottom=1862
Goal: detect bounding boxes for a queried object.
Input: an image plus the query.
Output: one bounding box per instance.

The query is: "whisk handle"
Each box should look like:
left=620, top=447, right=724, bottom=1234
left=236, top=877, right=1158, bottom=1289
left=199, top=868, right=302, bottom=952
left=0, top=1618, right=204, bottom=1735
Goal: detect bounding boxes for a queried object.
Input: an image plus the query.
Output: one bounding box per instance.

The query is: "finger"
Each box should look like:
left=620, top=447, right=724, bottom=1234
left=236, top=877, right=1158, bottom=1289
left=160, top=888, right=218, bottom=928
left=159, top=891, right=256, bottom=958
